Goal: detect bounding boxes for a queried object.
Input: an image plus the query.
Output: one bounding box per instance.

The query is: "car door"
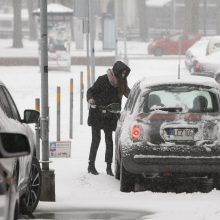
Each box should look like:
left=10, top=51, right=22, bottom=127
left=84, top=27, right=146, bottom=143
left=166, top=33, right=184, bottom=54
left=115, top=82, right=141, bottom=148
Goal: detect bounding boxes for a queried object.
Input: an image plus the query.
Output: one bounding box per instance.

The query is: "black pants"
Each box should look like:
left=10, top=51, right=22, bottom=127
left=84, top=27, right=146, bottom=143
left=89, top=126, right=113, bottom=164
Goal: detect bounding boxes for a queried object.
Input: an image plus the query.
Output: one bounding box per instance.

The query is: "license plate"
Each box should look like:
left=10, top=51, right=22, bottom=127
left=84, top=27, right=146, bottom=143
left=166, top=128, right=194, bottom=141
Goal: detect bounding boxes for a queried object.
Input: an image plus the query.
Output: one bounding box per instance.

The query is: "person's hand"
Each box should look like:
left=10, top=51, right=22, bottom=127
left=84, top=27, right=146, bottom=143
left=88, top=98, right=95, bottom=105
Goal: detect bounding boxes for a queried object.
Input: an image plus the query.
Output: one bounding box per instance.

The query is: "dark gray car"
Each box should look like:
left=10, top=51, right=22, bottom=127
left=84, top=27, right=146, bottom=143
left=115, top=75, right=220, bottom=192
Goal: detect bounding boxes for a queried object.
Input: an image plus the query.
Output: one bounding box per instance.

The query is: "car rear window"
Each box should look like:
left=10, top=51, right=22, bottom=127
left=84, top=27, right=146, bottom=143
left=139, top=86, right=219, bottom=113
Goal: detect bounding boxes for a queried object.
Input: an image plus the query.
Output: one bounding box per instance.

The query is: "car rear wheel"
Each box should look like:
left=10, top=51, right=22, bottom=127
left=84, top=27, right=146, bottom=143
left=154, top=48, right=164, bottom=56
left=120, top=162, right=134, bottom=192
left=214, top=176, right=220, bottom=190
left=20, top=157, right=42, bottom=214
left=199, top=178, right=213, bottom=193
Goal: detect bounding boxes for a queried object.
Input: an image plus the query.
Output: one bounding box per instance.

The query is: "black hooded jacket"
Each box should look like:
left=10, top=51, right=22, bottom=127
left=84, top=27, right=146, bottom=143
left=87, top=61, right=130, bottom=131
left=87, top=74, right=121, bottom=131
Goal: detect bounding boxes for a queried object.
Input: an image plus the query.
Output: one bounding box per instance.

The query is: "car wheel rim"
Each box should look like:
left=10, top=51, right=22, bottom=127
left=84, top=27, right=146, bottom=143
left=24, top=163, right=41, bottom=209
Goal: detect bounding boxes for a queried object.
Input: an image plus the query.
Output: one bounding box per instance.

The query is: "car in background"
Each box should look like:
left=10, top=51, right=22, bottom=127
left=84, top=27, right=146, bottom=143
left=0, top=132, right=31, bottom=220
left=185, top=36, right=212, bottom=71
left=0, top=80, right=41, bottom=215
left=148, top=32, right=202, bottom=56
left=115, top=75, right=220, bottom=193
left=192, top=50, right=220, bottom=73
left=185, top=36, right=220, bottom=72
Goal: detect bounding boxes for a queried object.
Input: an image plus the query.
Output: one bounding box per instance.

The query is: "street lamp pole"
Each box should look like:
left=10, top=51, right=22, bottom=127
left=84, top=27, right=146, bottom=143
left=123, top=0, right=128, bottom=64
left=114, top=0, right=118, bottom=62
left=172, top=0, right=176, bottom=31
left=40, top=0, right=55, bottom=202
left=89, top=0, right=95, bottom=84
left=203, top=0, right=207, bottom=36
left=86, top=16, right=91, bottom=89
left=40, top=0, right=49, bottom=171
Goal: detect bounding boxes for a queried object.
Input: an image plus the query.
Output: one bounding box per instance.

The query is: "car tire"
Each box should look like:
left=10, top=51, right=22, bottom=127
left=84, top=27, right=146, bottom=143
left=200, top=178, right=213, bottom=193
left=154, top=48, right=164, bottom=56
left=114, top=160, right=120, bottom=180
left=20, top=157, right=42, bottom=214
left=120, top=162, right=134, bottom=192
left=214, top=176, right=220, bottom=190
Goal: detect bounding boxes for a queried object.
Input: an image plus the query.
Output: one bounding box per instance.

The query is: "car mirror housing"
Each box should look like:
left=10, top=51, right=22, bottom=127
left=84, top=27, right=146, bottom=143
left=0, top=133, right=31, bottom=158
left=23, top=110, right=40, bottom=124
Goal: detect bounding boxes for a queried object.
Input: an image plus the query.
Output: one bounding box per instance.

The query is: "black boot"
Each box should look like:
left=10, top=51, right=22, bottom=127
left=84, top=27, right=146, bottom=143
left=106, top=163, right=114, bottom=176
left=88, top=161, right=99, bottom=175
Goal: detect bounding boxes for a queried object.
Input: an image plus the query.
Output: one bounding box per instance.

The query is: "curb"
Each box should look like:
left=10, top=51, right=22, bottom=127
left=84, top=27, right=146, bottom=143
left=0, top=56, right=115, bottom=66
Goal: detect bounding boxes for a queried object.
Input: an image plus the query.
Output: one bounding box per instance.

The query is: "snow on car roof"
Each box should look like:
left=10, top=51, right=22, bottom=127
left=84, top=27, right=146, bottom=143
left=139, top=74, right=220, bottom=90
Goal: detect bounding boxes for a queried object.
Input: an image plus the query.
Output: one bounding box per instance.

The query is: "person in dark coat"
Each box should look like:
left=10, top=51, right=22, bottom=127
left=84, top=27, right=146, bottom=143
left=87, top=61, right=131, bottom=175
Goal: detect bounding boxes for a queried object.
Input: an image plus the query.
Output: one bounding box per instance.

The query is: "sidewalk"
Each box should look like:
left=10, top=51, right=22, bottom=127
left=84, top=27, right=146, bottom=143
left=0, top=39, right=182, bottom=66
left=0, top=39, right=149, bottom=66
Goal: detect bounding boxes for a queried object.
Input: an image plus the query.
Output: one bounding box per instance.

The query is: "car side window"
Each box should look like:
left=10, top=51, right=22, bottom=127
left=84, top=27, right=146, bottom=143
left=124, top=82, right=140, bottom=111
left=169, top=34, right=183, bottom=42
left=3, top=87, right=21, bottom=121
left=130, top=88, right=141, bottom=114
left=0, top=86, right=20, bottom=121
left=124, top=91, right=134, bottom=111
left=187, top=33, right=197, bottom=41
left=0, top=86, right=13, bottom=118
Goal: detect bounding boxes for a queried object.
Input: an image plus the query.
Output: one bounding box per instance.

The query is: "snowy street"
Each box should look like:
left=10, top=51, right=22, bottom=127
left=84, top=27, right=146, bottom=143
left=1, top=0, right=220, bottom=219
left=1, top=58, right=220, bottom=220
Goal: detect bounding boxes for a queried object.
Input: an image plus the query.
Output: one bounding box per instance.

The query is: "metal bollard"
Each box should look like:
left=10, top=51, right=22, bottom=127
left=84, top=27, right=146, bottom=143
left=87, top=68, right=91, bottom=110
left=57, top=87, right=61, bottom=141
left=80, top=71, right=84, bottom=125
left=69, top=79, right=74, bottom=139
left=87, top=66, right=91, bottom=90
left=35, top=98, right=40, bottom=160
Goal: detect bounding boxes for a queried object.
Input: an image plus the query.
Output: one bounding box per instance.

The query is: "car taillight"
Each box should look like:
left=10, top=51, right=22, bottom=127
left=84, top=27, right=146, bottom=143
left=131, top=126, right=142, bottom=141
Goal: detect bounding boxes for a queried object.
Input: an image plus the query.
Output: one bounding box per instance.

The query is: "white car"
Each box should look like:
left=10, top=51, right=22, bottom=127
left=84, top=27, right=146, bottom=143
left=115, top=74, right=220, bottom=193
left=0, top=80, right=41, bottom=215
left=185, top=36, right=220, bottom=72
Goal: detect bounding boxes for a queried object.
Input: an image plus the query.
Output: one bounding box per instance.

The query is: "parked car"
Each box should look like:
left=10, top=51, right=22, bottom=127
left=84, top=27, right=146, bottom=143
left=115, top=75, right=220, bottom=192
left=148, top=32, right=202, bottom=56
left=0, top=132, right=31, bottom=220
left=185, top=36, right=220, bottom=72
left=0, top=80, right=41, bottom=214
left=185, top=36, right=212, bottom=71
left=192, top=50, right=220, bottom=73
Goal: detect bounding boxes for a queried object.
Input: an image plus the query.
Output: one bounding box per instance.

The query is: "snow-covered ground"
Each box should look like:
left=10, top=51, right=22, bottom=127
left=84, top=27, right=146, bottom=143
left=1, top=57, right=220, bottom=220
